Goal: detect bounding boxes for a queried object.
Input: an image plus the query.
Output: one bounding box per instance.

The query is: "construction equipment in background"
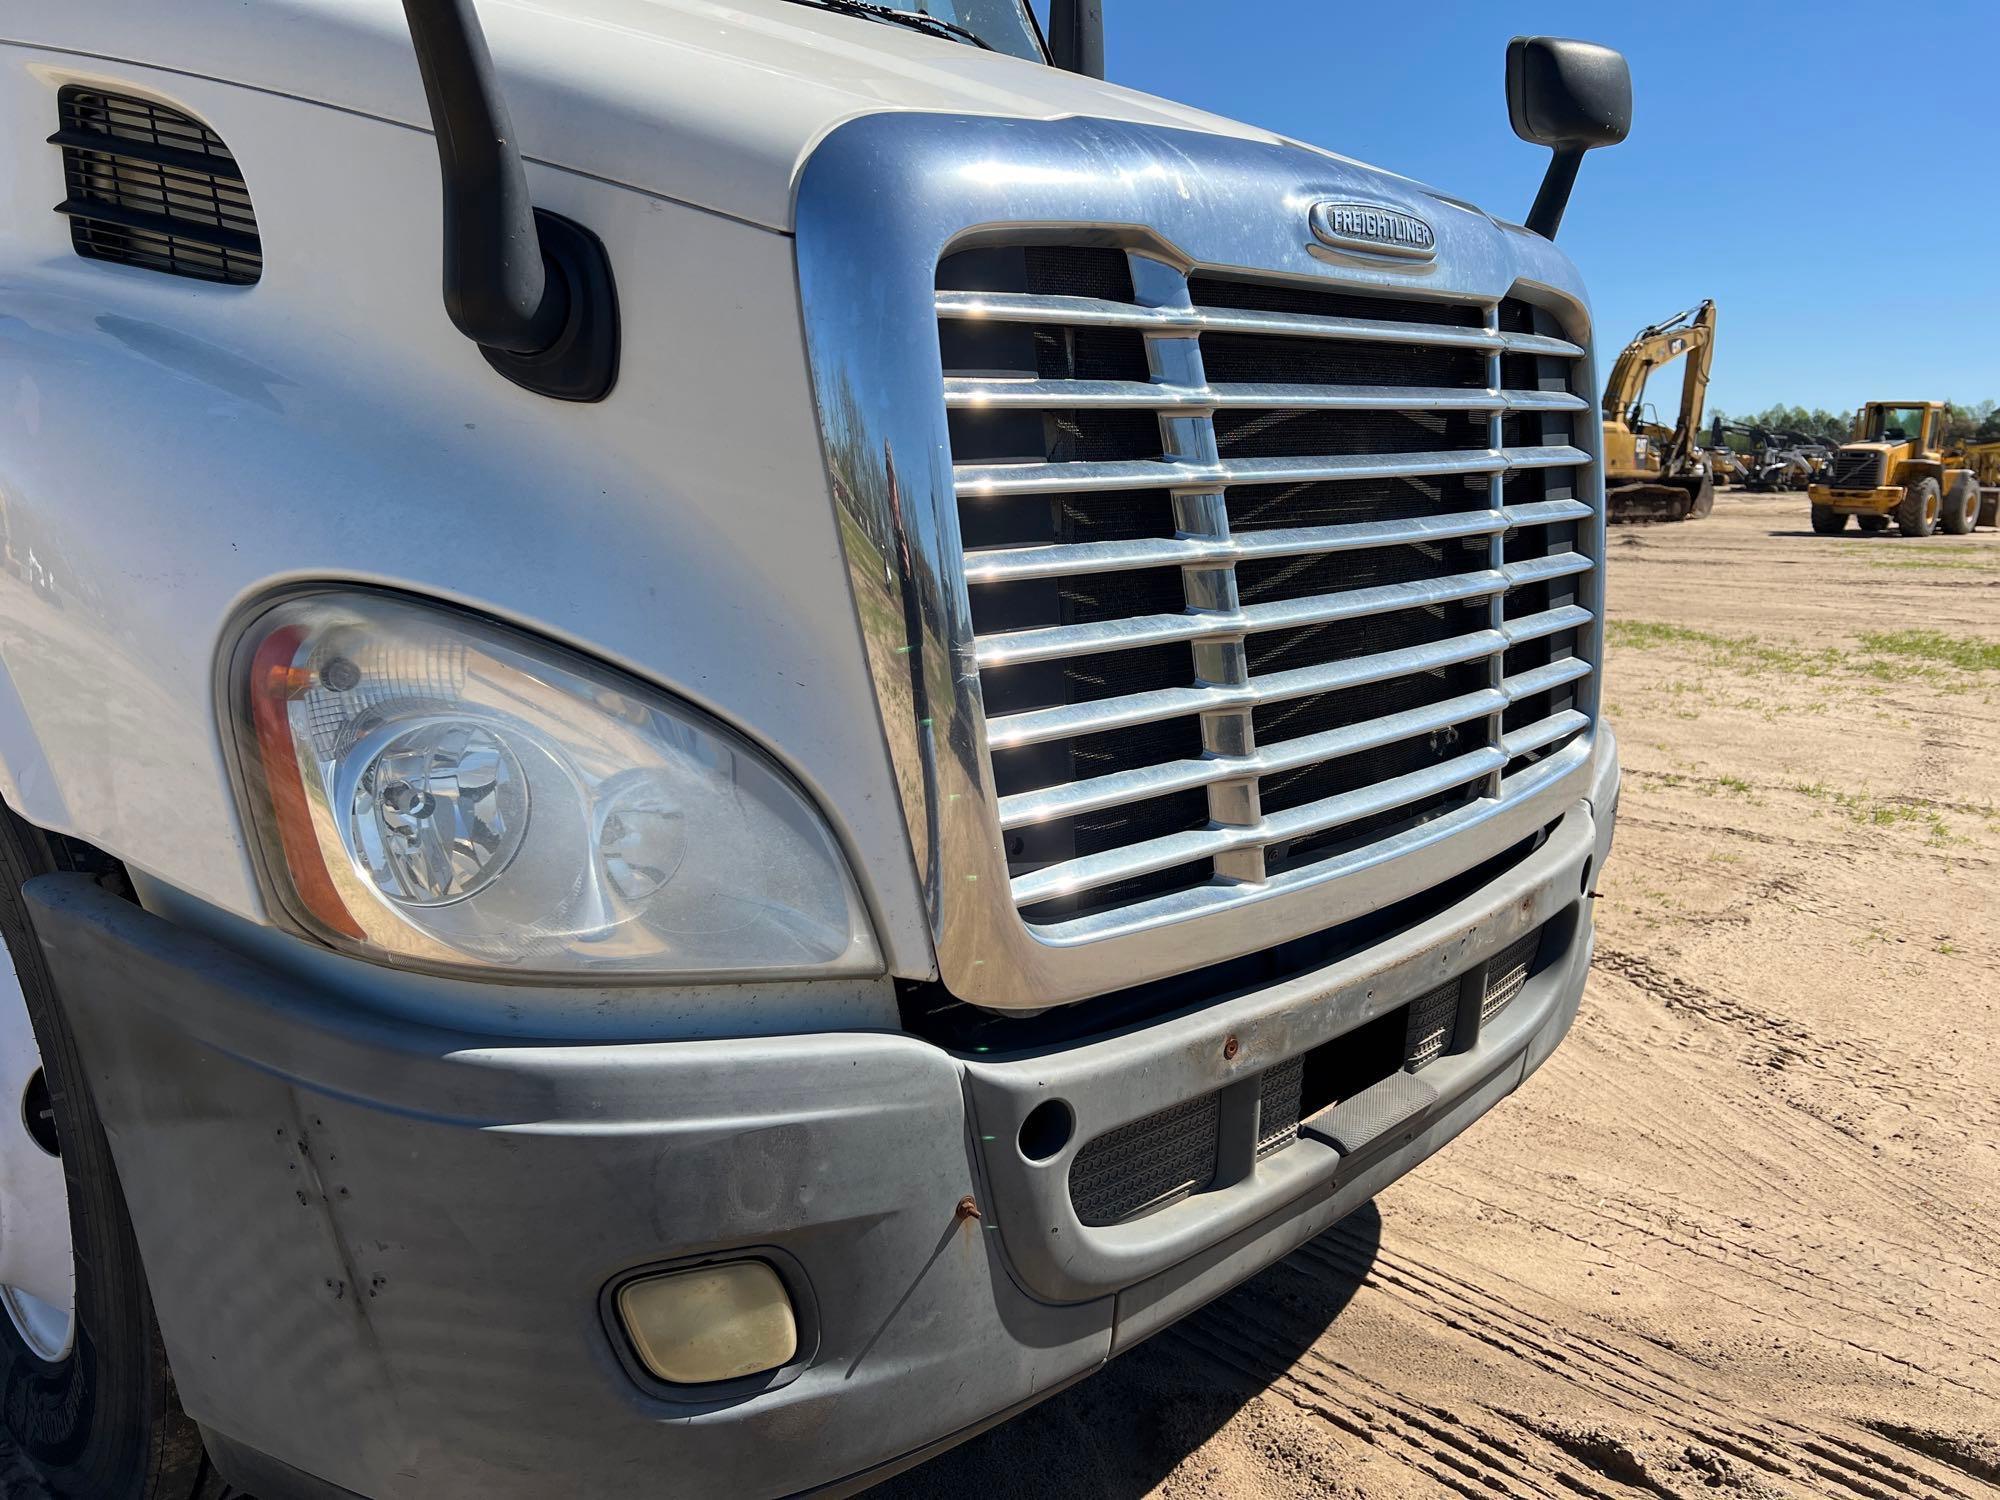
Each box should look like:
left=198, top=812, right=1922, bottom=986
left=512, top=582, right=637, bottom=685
left=1753, top=435, right=1834, bottom=491
left=1602, top=300, right=1718, bottom=522
left=1710, top=419, right=1833, bottom=491
left=1808, top=401, right=1984, bottom=536
left=1705, top=445, right=1752, bottom=488
left=1948, top=439, right=2000, bottom=527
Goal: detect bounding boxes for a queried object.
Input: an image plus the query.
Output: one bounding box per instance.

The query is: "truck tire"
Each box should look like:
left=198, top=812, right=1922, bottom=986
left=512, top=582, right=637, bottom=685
left=1810, top=505, right=1848, bottom=534
left=1982, top=492, right=1999, bottom=529
left=0, top=812, right=227, bottom=1500
left=1856, top=514, right=1891, bottom=533
left=1897, top=476, right=1940, bottom=537
left=1940, top=474, right=1978, bottom=535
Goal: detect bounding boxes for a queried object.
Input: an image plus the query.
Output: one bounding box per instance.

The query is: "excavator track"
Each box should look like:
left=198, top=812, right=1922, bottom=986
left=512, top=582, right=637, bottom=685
left=1607, top=478, right=1713, bottom=524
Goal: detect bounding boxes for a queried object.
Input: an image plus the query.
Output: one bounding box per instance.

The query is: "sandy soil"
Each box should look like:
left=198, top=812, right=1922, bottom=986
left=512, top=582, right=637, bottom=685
left=876, top=490, right=2000, bottom=1499
left=5, top=492, right=1995, bottom=1499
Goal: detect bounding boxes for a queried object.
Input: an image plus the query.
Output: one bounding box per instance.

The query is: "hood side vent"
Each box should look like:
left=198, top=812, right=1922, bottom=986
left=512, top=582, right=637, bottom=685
left=51, top=86, right=261, bottom=285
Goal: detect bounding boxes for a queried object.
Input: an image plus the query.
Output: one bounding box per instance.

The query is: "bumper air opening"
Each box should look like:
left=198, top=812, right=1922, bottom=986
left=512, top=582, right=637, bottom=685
left=1063, top=919, right=1553, bottom=1226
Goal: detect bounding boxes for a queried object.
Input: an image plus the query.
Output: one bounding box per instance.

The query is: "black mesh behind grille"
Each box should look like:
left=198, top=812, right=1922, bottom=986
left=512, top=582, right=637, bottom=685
left=1254, top=650, right=1489, bottom=745
left=1214, top=407, right=1487, bottom=459
left=1246, top=601, right=1475, bottom=680
left=1229, top=473, right=1491, bottom=531
left=55, top=87, right=260, bottom=285
left=1236, top=538, right=1486, bottom=608
left=1199, top=332, right=1484, bottom=389
left=1190, top=276, right=1484, bottom=328
left=1260, top=716, right=1486, bottom=817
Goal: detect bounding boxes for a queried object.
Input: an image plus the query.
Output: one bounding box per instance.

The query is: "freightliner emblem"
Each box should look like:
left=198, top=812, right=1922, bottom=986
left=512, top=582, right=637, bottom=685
left=1308, top=200, right=1436, bottom=261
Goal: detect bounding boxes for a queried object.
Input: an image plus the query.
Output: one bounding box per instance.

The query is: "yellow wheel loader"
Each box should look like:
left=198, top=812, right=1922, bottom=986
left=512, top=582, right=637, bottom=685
left=1602, top=300, right=1718, bottom=522
left=1808, top=403, right=1983, bottom=537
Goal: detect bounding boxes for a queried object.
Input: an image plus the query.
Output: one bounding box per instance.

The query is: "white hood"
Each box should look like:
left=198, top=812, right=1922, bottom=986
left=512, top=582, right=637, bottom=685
left=23, top=0, right=1376, bottom=231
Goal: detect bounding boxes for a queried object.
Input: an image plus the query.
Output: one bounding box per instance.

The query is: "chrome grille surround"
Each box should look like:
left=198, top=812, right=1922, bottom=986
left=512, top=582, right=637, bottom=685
left=795, top=113, right=1604, bottom=1009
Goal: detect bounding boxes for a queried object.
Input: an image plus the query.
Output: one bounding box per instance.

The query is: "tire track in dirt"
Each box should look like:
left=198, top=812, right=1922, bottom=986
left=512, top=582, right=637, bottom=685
left=1420, top=1174, right=1997, bottom=1400
left=1168, top=1312, right=1630, bottom=1500
left=1291, top=1224, right=1996, bottom=1500
left=1592, top=947, right=2000, bottom=1165
left=1547, top=1041, right=2000, bottom=1292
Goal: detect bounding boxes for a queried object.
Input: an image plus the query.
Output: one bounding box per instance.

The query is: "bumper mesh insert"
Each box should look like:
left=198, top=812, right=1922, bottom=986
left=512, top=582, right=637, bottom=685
left=1068, top=1092, right=1219, bottom=1227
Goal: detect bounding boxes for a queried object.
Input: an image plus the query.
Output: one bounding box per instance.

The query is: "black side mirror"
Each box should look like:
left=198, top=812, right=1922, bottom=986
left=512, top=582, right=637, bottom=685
left=1049, top=0, right=1104, bottom=78
left=1506, top=35, right=1631, bottom=240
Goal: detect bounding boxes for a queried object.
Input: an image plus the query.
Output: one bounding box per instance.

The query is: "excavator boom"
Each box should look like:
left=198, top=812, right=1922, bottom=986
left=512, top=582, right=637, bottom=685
left=1602, top=300, right=1720, bottom=522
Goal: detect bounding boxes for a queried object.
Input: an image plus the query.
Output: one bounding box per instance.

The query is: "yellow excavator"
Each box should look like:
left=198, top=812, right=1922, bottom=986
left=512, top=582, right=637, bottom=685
left=1601, top=300, right=1718, bottom=522
left=1808, top=402, right=1984, bottom=536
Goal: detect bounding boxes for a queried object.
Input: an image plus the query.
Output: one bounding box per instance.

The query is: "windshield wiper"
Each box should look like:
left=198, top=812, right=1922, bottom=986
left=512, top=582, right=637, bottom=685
left=777, top=0, right=995, bottom=51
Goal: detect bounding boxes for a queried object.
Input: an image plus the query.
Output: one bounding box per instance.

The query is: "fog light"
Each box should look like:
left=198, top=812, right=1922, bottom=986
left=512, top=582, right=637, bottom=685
left=617, top=1262, right=797, bottom=1385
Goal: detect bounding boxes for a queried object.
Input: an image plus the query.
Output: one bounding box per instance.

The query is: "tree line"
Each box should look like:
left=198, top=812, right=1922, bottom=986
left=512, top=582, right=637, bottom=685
left=1705, top=400, right=2000, bottom=448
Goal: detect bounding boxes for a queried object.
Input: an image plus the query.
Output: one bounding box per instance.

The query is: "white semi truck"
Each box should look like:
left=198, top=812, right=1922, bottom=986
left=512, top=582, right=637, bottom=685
left=0, top=4, right=1624, bottom=1495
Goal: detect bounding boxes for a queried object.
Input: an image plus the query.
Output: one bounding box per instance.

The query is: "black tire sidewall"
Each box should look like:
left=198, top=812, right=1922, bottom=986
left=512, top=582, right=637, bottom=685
left=0, top=815, right=209, bottom=1500
left=1897, top=478, right=1939, bottom=537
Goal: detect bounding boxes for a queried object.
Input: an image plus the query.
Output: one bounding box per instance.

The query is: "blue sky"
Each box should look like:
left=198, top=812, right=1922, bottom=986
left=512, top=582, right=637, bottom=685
left=1042, top=1, right=1999, bottom=417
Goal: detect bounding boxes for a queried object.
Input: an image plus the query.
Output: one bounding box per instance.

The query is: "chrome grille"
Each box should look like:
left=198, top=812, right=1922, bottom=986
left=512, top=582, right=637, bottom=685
left=938, top=250, right=1595, bottom=936
left=1825, top=449, right=1885, bottom=490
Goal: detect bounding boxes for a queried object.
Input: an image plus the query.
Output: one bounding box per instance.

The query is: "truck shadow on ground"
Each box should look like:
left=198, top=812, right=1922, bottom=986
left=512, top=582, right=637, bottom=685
left=871, top=1201, right=1383, bottom=1498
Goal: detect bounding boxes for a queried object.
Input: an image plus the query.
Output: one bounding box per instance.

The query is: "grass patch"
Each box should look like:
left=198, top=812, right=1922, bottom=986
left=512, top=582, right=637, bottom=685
left=1868, top=553, right=2000, bottom=572
left=1790, top=781, right=1960, bottom=843
left=1858, top=630, right=2000, bottom=673
left=1610, top=619, right=2000, bottom=693
left=1606, top=620, right=1845, bottom=677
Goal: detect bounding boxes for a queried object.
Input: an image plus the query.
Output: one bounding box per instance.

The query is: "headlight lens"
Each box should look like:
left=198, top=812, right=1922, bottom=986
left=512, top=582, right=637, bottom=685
left=231, top=592, right=878, bottom=979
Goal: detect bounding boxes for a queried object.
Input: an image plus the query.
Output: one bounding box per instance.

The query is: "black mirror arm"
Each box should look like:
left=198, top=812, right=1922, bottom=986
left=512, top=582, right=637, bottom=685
left=1526, top=146, right=1584, bottom=240
left=1048, top=0, right=1104, bottom=78
left=404, top=0, right=564, bottom=353
left=402, top=0, right=618, bottom=401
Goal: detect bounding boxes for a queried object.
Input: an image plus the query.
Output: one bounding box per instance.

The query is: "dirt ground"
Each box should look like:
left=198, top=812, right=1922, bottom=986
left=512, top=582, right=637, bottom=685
left=878, top=489, right=2000, bottom=1499
left=4, top=490, right=1995, bottom=1499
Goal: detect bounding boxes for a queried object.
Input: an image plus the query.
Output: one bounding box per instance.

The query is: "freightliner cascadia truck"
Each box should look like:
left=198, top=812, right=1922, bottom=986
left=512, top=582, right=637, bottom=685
left=0, top=3, right=1626, bottom=1495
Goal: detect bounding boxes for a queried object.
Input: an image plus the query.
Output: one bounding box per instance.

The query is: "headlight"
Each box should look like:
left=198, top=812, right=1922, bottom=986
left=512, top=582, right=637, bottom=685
left=230, top=591, right=878, bottom=980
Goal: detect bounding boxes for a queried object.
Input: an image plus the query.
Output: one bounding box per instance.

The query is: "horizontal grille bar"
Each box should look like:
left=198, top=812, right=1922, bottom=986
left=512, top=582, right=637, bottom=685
left=975, top=568, right=1507, bottom=667
left=963, top=495, right=1594, bottom=584
left=1501, top=708, right=1591, bottom=759
left=998, top=686, right=1508, bottom=829
left=1030, top=741, right=1593, bottom=946
left=1501, top=654, right=1592, bottom=701
left=943, top=377, right=1589, bottom=414
left=1010, top=746, right=1507, bottom=908
left=1498, top=550, right=1593, bottom=588
left=965, top=508, right=1505, bottom=584
left=1502, top=603, right=1593, bottom=646
left=975, top=551, right=1584, bottom=667
left=954, top=444, right=1587, bottom=498
left=934, top=289, right=1584, bottom=357
left=985, top=626, right=1511, bottom=749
